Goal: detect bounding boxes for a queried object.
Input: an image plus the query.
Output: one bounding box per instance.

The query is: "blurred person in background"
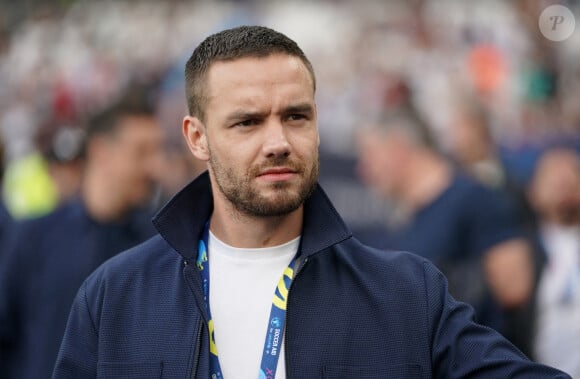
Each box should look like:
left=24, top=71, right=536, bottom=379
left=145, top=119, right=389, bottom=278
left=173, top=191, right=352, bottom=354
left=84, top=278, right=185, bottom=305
left=528, top=148, right=580, bottom=376
left=446, top=96, right=542, bottom=219
left=154, top=79, right=207, bottom=208
left=0, top=89, right=164, bottom=379
left=0, top=134, right=13, bottom=254
left=34, top=120, right=85, bottom=206
left=448, top=98, right=507, bottom=189
left=153, top=137, right=206, bottom=209
left=1, top=150, right=60, bottom=220
left=0, top=90, right=84, bottom=221
left=356, top=102, right=535, bottom=354
left=447, top=97, right=547, bottom=358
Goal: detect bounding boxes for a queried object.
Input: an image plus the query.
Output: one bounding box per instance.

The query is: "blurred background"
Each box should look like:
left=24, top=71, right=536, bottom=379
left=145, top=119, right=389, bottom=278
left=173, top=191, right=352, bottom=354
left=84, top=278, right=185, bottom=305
left=0, top=0, right=578, bottom=225
left=0, top=0, right=579, bottom=375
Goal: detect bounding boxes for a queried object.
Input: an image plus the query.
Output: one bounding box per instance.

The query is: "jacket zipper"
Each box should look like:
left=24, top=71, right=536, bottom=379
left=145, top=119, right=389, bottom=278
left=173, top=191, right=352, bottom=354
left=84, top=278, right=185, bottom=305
left=184, top=258, right=208, bottom=379
left=285, top=256, right=309, bottom=377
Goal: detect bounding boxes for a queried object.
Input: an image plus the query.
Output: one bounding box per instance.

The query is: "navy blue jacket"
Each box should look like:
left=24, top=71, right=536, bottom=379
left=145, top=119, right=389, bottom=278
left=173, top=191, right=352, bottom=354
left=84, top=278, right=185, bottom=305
left=53, top=173, right=570, bottom=378
left=0, top=199, right=155, bottom=379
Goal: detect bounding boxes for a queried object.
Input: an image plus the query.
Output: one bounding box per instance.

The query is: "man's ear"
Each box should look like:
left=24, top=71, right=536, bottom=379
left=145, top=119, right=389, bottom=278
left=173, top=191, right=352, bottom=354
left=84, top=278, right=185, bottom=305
left=183, top=115, right=209, bottom=161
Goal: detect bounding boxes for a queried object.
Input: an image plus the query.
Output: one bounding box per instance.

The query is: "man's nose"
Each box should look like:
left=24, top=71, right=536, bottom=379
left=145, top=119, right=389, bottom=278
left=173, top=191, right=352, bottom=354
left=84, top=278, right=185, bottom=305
left=262, top=120, right=290, bottom=158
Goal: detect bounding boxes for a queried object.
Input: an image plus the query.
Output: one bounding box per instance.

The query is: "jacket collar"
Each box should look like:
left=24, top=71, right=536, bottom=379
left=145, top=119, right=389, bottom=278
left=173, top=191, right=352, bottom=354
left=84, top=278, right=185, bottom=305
left=152, top=171, right=352, bottom=261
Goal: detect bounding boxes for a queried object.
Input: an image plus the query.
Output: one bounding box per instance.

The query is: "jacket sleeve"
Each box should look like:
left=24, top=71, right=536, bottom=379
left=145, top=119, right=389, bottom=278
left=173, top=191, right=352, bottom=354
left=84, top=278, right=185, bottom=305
left=423, top=260, right=570, bottom=379
left=52, top=281, right=98, bottom=378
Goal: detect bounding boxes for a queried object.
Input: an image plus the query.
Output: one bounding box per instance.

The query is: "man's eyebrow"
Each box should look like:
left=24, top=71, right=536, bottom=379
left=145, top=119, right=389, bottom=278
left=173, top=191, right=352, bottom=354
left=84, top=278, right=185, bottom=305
left=283, top=103, right=314, bottom=114
left=224, top=110, right=268, bottom=123
left=224, top=104, right=314, bottom=123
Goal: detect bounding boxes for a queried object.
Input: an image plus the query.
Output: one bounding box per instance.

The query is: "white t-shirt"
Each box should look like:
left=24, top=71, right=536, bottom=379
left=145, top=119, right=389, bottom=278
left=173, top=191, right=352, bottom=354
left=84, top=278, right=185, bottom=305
left=208, top=231, right=300, bottom=379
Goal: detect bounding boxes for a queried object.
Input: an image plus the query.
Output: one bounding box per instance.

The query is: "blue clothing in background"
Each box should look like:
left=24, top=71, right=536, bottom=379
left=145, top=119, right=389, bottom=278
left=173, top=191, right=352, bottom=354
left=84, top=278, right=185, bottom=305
left=358, top=174, right=523, bottom=330
left=0, top=198, right=155, bottom=379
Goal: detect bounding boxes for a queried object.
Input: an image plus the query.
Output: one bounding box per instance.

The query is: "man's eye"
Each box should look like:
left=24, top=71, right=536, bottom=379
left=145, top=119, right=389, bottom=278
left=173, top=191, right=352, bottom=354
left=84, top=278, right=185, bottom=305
left=288, top=114, right=306, bottom=121
left=234, top=119, right=259, bottom=128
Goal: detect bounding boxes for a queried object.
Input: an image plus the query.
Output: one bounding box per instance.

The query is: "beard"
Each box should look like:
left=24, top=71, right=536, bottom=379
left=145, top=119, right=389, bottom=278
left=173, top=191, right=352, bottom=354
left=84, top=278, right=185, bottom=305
left=209, top=149, right=319, bottom=217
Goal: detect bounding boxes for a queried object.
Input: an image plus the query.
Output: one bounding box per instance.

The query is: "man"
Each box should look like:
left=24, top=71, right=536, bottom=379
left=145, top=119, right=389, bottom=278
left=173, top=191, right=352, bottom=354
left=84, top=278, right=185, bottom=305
left=446, top=96, right=546, bottom=358
left=53, top=26, right=569, bottom=378
left=0, top=91, right=164, bottom=378
left=356, top=104, right=535, bottom=351
left=0, top=134, right=13, bottom=252
left=529, top=148, right=580, bottom=376
left=35, top=121, right=85, bottom=205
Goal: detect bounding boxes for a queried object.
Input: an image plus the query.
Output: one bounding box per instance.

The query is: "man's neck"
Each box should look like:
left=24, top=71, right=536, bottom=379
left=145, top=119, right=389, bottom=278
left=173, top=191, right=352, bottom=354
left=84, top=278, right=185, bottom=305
left=209, top=199, right=303, bottom=249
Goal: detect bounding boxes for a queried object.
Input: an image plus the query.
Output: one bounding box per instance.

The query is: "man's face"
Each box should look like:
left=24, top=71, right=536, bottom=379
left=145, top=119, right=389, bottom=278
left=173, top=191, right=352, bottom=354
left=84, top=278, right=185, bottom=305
left=192, top=54, right=319, bottom=217
left=104, top=115, right=164, bottom=208
left=530, top=150, right=580, bottom=224
left=356, top=128, right=407, bottom=199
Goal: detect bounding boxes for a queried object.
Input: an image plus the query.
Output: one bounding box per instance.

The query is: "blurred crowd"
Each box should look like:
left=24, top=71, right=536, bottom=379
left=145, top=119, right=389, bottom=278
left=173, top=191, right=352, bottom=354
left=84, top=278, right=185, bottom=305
left=0, top=0, right=579, bottom=377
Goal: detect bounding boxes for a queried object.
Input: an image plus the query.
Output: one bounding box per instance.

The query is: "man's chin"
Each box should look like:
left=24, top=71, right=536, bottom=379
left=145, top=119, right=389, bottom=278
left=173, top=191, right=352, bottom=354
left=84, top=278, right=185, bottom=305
left=240, top=194, right=303, bottom=218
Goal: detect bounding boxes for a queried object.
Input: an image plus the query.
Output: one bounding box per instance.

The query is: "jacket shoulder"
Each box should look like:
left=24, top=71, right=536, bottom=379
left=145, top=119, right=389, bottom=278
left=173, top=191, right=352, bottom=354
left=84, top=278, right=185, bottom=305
left=84, top=234, right=179, bottom=289
left=336, top=237, right=434, bottom=281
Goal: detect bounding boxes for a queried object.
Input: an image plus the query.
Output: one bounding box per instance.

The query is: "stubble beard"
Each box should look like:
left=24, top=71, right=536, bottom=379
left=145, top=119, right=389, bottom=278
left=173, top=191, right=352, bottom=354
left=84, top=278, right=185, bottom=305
left=209, top=150, right=319, bottom=218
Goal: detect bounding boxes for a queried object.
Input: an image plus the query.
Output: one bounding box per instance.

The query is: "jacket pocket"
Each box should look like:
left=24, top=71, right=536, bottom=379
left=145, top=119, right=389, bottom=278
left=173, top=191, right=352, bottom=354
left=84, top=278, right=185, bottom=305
left=97, top=361, right=164, bottom=379
left=323, top=364, right=424, bottom=379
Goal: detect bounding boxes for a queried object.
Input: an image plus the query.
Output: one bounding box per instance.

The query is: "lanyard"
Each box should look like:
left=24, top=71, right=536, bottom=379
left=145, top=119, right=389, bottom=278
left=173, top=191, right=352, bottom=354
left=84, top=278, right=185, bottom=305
left=196, top=223, right=299, bottom=379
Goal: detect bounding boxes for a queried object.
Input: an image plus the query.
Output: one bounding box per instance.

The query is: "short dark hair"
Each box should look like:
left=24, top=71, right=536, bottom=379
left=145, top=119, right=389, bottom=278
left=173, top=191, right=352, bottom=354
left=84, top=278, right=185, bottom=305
left=82, top=87, right=157, bottom=156
left=184, top=25, right=316, bottom=121
left=375, top=103, right=438, bottom=151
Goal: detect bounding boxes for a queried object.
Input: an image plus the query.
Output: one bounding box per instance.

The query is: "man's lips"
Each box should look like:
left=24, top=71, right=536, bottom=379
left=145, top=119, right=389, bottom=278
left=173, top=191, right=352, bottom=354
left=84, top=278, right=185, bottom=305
left=257, top=167, right=298, bottom=181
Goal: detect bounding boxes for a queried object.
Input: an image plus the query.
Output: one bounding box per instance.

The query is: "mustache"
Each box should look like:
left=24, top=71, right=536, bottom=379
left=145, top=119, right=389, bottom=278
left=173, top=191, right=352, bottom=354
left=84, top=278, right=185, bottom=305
left=250, top=156, right=304, bottom=176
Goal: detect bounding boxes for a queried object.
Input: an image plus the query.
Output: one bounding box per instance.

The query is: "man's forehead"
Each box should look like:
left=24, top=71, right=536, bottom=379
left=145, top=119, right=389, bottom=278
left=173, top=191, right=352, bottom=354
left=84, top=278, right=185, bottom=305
left=205, top=54, right=314, bottom=95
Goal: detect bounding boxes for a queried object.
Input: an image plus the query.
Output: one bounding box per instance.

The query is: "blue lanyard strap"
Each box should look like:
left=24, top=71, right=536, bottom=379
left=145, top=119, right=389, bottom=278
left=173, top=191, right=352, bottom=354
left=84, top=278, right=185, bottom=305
left=196, top=223, right=298, bottom=379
